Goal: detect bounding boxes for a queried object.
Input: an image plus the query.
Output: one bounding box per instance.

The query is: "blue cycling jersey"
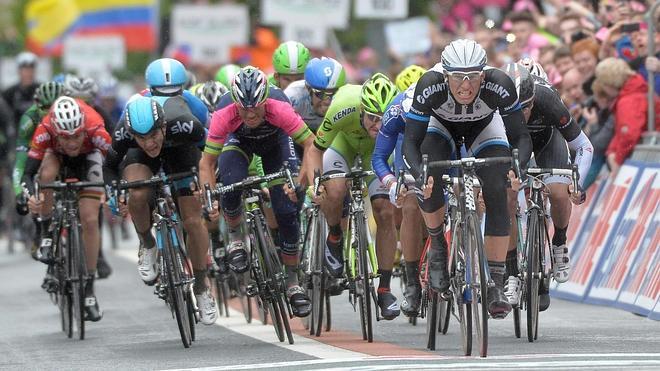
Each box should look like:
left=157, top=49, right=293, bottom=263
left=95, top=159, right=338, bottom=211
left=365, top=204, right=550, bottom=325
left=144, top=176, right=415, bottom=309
left=372, top=86, right=414, bottom=186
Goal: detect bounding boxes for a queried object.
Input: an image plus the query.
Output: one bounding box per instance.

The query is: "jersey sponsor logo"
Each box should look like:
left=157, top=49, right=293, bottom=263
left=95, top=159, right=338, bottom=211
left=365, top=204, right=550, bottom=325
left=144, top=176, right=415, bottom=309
left=91, top=135, right=110, bottom=151
left=34, top=132, right=50, bottom=144
left=332, top=160, right=343, bottom=169
left=484, top=82, right=511, bottom=99
left=333, top=107, right=356, bottom=122
left=386, top=104, right=402, bottom=119
left=115, top=127, right=132, bottom=141
left=416, top=83, right=444, bottom=104
left=171, top=120, right=194, bottom=135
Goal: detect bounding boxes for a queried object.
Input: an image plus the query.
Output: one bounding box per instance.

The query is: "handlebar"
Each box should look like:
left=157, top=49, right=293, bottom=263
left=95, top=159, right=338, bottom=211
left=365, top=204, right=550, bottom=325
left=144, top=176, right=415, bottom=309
left=211, top=166, right=295, bottom=197
left=317, top=169, right=375, bottom=183
left=526, top=164, right=580, bottom=193
left=38, top=180, right=107, bottom=191
left=113, top=168, right=199, bottom=191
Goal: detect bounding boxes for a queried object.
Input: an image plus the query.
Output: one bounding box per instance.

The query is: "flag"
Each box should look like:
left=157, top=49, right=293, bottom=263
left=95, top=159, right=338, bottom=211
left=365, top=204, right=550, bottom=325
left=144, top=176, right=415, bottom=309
left=25, top=0, right=157, bottom=56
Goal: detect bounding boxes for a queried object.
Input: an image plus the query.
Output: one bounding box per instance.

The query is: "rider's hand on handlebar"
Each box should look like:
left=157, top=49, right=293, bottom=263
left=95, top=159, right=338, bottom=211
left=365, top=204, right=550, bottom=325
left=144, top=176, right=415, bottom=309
left=508, top=170, right=522, bottom=192
left=283, top=183, right=298, bottom=203
left=388, top=182, right=407, bottom=208
left=568, top=183, right=586, bottom=205
left=206, top=200, right=220, bottom=222
left=421, top=176, right=434, bottom=200
left=27, top=194, right=43, bottom=215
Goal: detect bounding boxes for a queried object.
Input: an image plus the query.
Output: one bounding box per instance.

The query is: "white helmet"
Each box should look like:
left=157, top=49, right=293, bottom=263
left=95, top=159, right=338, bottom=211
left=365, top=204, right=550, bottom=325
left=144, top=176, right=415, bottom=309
left=518, top=57, right=548, bottom=81
left=441, top=39, right=487, bottom=72
left=16, top=51, right=37, bottom=67
left=50, top=96, right=84, bottom=135
left=64, top=74, right=98, bottom=101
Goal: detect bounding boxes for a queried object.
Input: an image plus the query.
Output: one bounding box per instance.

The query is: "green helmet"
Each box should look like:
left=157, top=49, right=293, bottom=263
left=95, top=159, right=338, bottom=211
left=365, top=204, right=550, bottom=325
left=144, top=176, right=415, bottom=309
left=34, top=81, right=64, bottom=110
left=361, top=73, right=398, bottom=114
left=215, top=64, right=241, bottom=89
left=272, top=41, right=310, bottom=74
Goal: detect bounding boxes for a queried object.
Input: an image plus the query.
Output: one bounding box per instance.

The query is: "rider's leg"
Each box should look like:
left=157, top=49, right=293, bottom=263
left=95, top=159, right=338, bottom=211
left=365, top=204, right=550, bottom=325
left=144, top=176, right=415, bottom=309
left=505, top=188, right=522, bottom=305
left=399, top=193, right=425, bottom=315
left=79, top=197, right=101, bottom=273
left=548, top=182, right=571, bottom=284
left=371, top=194, right=401, bottom=320
left=320, top=146, right=350, bottom=278
left=36, top=152, right=61, bottom=261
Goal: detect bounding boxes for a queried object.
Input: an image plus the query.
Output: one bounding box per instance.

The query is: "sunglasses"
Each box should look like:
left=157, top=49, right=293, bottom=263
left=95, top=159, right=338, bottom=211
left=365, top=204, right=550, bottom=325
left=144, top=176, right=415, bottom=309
left=446, top=71, right=482, bottom=83
left=310, top=87, right=338, bottom=100
left=363, top=111, right=383, bottom=122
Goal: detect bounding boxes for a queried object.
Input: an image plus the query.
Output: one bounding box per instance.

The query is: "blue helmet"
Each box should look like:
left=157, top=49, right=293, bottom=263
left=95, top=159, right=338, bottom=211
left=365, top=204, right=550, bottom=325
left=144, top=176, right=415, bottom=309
left=125, top=96, right=165, bottom=135
left=145, top=58, right=187, bottom=89
left=304, top=57, right=346, bottom=90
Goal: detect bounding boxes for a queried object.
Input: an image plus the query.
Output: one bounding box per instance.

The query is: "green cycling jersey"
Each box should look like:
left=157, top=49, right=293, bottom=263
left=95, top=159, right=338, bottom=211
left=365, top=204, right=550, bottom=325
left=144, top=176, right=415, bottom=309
left=13, top=104, right=45, bottom=196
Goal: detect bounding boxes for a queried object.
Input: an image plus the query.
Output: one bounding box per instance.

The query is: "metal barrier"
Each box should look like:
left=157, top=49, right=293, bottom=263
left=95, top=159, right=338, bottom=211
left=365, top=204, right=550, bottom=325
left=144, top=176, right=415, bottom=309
left=646, top=0, right=659, bottom=142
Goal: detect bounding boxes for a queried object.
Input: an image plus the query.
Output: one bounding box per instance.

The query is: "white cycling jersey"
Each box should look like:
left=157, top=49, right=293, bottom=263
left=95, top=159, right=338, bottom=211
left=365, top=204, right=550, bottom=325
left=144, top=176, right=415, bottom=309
left=283, top=80, right=324, bottom=132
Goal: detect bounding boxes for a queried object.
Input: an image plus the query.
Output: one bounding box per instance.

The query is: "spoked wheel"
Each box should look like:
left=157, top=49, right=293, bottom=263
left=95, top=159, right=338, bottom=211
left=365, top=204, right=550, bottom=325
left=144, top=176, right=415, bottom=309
left=513, top=306, right=521, bottom=338
left=214, top=275, right=231, bottom=318
left=308, top=213, right=327, bottom=337
left=234, top=272, right=252, bottom=324
left=438, top=297, right=451, bottom=334
left=426, top=291, right=438, bottom=350
left=163, top=228, right=192, bottom=348
left=356, top=214, right=373, bottom=343
left=324, top=292, right=332, bottom=332
left=525, top=212, right=541, bottom=343
left=453, top=259, right=472, bottom=355
left=187, top=290, right=197, bottom=342
left=69, top=223, right=85, bottom=340
left=467, top=214, right=488, bottom=358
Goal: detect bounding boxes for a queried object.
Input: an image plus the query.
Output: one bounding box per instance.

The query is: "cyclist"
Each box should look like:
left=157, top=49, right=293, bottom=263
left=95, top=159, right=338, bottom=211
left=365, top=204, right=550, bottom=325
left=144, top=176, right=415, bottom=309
left=307, top=73, right=401, bottom=320
left=502, top=62, right=592, bottom=310
left=199, top=66, right=316, bottom=318
left=103, top=96, right=218, bottom=325
left=63, top=74, right=115, bottom=278
left=270, top=41, right=311, bottom=89
left=14, top=82, right=65, bottom=260
left=191, top=81, right=228, bottom=113
left=24, top=96, right=111, bottom=322
left=215, top=64, right=242, bottom=90
left=372, top=64, right=427, bottom=317
left=402, top=39, right=532, bottom=319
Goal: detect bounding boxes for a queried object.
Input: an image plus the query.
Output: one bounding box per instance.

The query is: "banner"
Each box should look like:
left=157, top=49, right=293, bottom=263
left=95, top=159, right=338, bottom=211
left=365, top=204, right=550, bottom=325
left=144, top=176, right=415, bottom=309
left=171, top=4, right=249, bottom=64
left=261, top=0, right=350, bottom=29
left=354, top=0, right=408, bottom=19
left=63, top=35, right=126, bottom=75
left=281, top=24, right=328, bottom=49
left=552, top=165, right=638, bottom=301
left=586, top=164, right=658, bottom=307
left=384, top=17, right=432, bottom=56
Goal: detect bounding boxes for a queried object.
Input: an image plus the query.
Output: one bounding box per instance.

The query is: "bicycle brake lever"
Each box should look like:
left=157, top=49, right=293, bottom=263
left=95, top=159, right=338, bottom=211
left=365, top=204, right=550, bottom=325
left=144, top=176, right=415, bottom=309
left=421, top=154, right=429, bottom=190
left=395, top=169, right=404, bottom=197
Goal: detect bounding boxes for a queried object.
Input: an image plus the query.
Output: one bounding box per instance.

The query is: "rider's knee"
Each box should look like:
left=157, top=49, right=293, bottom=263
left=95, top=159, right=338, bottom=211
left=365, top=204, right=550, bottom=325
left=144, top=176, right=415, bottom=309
left=402, top=196, right=420, bottom=217
left=371, top=197, right=394, bottom=225
left=128, top=188, right=150, bottom=208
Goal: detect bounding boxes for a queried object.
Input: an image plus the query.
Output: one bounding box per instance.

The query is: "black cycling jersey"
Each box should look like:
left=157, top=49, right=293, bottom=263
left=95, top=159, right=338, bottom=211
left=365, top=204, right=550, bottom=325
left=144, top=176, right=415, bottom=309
left=403, top=66, right=532, bottom=179
left=527, top=76, right=582, bottom=142
left=103, top=95, right=206, bottom=184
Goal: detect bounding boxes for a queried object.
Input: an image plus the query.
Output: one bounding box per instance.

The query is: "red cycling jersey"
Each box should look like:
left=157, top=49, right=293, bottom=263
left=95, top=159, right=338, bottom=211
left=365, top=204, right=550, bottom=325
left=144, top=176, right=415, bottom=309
left=28, top=99, right=111, bottom=161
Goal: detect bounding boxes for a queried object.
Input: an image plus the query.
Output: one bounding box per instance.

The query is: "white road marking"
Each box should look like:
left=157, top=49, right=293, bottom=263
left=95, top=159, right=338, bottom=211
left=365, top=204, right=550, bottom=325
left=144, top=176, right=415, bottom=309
left=112, top=247, right=365, bottom=360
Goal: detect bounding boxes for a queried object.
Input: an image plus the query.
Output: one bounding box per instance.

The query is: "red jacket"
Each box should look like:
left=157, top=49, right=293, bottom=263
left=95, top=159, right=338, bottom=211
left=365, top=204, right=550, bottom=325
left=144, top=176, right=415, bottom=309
left=607, top=74, right=660, bottom=164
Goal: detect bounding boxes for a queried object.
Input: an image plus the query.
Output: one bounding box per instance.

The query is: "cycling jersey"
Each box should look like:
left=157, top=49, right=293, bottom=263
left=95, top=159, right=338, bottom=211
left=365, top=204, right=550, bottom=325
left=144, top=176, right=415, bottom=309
left=103, top=95, right=206, bottom=185
left=372, top=85, right=414, bottom=187
left=528, top=77, right=593, bottom=187
left=284, top=80, right=324, bottom=132
left=13, top=104, right=44, bottom=195
left=139, top=88, right=209, bottom=127
left=204, top=87, right=312, bottom=156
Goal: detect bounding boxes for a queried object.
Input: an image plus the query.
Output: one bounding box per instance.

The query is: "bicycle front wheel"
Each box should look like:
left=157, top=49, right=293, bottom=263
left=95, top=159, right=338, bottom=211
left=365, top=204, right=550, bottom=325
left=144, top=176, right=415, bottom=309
left=309, top=212, right=327, bottom=337
left=426, top=290, right=438, bottom=350
left=466, top=213, right=488, bottom=358
left=355, top=211, right=373, bottom=343
left=525, top=210, right=542, bottom=343
left=162, top=226, right=193, bottom=348
left=69, top=221, right=86, bottom=340
left=450, top=224, right=471, bottom=356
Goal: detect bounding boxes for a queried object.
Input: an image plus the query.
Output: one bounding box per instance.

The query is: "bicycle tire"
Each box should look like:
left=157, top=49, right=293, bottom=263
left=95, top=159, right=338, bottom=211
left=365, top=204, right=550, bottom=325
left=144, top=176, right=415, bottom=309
left=215, top=275, right=230, bottom=318
left=56, top=226, right=73, bottom=338
left=451, top=224, right=471, bottom=356
left=310, top=212, right=327, bottom=337
left=438, top=297, right=451, bottom=334
left=325, top=292, right=332, bottom=332
left=266, top=232, right=294, bottom=345
left=467, top=213, right=488, bottom=358
left=426, top=291, right=438, bottom=350
left=162, top=226, right=193, bottom=348
left=235, top=271, right=252, bottom=323
left=70, top=221, right=85, bottom=340
left=525, top=210, right=541, bottom=343
left=513, top=306, right=521, bottom=338
left=355, top=211, right=373, bottom=343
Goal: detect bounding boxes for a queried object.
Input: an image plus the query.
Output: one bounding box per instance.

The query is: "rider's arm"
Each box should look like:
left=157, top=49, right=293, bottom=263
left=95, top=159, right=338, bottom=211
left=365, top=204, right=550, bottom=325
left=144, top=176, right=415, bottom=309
left=199, top=106, right=231, bottom=188
left=182, top=90, right=210, bottom=127
left=21, top=124, right=50, bottom=193
left=13, top=111, right=38, bottom=196
left=373, top=109, right=403, bottom=187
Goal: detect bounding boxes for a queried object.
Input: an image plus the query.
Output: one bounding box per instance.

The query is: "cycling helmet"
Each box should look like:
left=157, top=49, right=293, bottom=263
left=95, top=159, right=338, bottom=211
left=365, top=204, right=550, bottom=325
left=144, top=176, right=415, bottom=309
left=215, top=64, right=241, bottom=89
left=34, top=82, right=64, bottom=110
left=230, top=66, right=269, bottom=108
left=518, top=57, right=548, bottom=81
left=503, top=63, right=536, bottom=108
left=50, top=96, right=85, bottom=136
left=145, top=58, right=187, bottom=88
left=97, top=75, right=118, bottom=98
left=304, top=57, right=346, bottom=90
left=125, top=96, right=165, bottom=135
left=441, top=39, right=487, bottom=72
left=199, top=81, right=227, bottom=111
left=63, top=74, right=98, bottom=101
left=273, top=41, right=310, bottom=74
left=361, top=73, right=398, bottom=114
left=16, top=51, right=37, bottom=67
left=184, top=69, right=197, bottom=90
left=395, top=65, right=427, bottom=92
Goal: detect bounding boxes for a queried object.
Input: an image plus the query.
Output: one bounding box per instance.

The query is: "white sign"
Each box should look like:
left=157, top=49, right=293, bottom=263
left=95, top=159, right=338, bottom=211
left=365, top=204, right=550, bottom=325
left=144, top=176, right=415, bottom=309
left=62, top=35, right=126, bottom=75
left=171, top=4, right=249, bottom=64
left=261, top=0, right=350, bottom=29
left=384, top=17, right=432, bottom=56
left=354, top=0, right=408, bottom=19
left=281, top=24, right=328, bottom=49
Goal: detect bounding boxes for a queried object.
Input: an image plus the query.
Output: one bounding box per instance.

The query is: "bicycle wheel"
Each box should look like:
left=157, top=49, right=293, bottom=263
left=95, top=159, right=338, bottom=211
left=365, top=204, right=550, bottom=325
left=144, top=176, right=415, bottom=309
left=426, top=291, right=438, bottom=350
left=69, top=222, right=85, bottom=340
left=55, top=227, right=72, bottom=337
left=513, top=306, right=521, bottom=338
left=466, top=213, right=488, bottom=358
left=215, top=275, right=230, bottom=318
left=234, top=271, right=252, bottom=323
left=266, top=234, right=294, bottom=345
left=310, top=212, right=327, bottom=337
left=438, top=297, right=451, bottom=334
left=324, top=292, right=332, bottom=332
left=451, top=226, right=471, bottom=356
left=525, top=210, right=541, bottom=343
left=162, top=226, right=193, bottom=348
left=355, top=212, right=373, bottom=343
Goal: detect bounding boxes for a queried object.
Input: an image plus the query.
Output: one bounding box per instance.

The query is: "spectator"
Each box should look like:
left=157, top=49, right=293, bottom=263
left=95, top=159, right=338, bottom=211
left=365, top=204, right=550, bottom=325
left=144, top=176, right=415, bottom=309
left=557, top=11, right=586, bottom=45
left=593, top=57, right=660, bottom=175
left=561, top=67, right=587, bottom=118
left=627, top=22, right=660, bottom=93
left=581, top=79, right=615, bottom=188
left=507, top=11, right=551, bottom=60
left=554, top=45, right=576, bottom=77
left=571, top=37, right=600, bottom=95
left=1, top=52, right=39, bottom=122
